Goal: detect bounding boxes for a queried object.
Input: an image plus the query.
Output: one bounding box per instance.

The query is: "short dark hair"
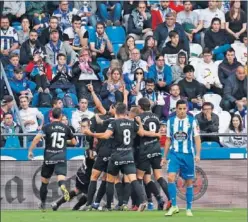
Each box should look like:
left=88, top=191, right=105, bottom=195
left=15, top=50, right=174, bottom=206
left=21, top=16, right=30, bottom=23
left=96, top=21, right=105, bottom=29
left=211, top=17, right=221, bottom=26
left=225, top=47, right=235, bottom=55
left=30, top=29, right=38, bottom=34
left=202, top=102, right=214, bottom=110
left=14, top=66, right=23, bottom=73
left=1, top=15, right=9, bottom=21
left=138, top=98, right=151, bottom=111
left=183, top=1, right=192, bottom=4
left=169, top=30, right=179, bottom=39
left=3, top=112, right=13, bottom=118
left=202, top=47, right=212, bottom=55
left=176, top=99, right=187, bottom=107
left=155, top=54, right=164, bottom=61
left=49, top=16, right=58, bottom=22
left=52, top=108, right=62, bottom=119
left=72, top=15, right=81, bottom=23
left=115, top=103, right=127, bottom=115
left=10, top=53, right=19, bottom=59
left=51, top=98, right=62, bottom=107
left=170, top=83, right=180, bottom=91
left=81, top=117, right=90, bottom=126
left=57, top=53, right=66, bottom=60
left=50, top=29, right=59, bottom=34
left=145, top=78, right=155, bottom=85
left=183, top=64, right=194, bottom=73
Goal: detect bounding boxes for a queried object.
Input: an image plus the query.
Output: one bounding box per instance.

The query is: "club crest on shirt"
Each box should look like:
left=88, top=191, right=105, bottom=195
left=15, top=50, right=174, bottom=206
left=174, top=131, right=188, bottom=141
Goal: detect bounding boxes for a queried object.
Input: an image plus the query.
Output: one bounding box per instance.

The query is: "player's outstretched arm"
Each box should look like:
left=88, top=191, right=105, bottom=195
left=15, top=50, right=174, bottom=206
left=83, top=128, right=113, bottom=140
left=28, top=133, right=43, bottom=160
left=143, top=131, right=161, bottom=138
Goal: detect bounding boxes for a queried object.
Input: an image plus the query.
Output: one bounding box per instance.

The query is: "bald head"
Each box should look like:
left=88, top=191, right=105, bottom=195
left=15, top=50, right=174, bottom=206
left=236, top=66, right=246, bottom=81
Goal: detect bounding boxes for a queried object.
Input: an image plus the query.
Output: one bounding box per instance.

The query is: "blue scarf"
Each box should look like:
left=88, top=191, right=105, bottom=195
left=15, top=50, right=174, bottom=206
left=49, top=40, right=62, bottom=64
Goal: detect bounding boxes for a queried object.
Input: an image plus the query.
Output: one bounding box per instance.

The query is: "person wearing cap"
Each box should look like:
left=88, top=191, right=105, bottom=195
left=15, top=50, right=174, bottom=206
left=20, top=29, right=46, bottom=65
left=0, top=112, right=22, bottom=148
left=45, top=29, right=77, bottom=67
left=0, top=95, right=15, bottom=122
left=154, top=11, right=189, bottom=53
left=9, top=67, right=36, bottom=106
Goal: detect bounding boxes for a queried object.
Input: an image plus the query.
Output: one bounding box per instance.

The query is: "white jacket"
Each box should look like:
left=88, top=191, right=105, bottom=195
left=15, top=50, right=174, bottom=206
left=3, top=1, right=26, bottom=16
left=194, top=60, right=222, bottom=88
left=231, top=42, right=247, bottom=66
left=71, top=109, right=94, bottom=132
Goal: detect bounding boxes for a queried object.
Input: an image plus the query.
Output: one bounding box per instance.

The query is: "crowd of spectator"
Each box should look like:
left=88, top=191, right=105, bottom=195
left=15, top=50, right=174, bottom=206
left=0, top=0, right=247, bottom=148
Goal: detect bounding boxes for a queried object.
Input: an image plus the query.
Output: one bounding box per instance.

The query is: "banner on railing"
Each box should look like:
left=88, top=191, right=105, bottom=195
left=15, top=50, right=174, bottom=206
left=0, top=160, right=246, bottom=210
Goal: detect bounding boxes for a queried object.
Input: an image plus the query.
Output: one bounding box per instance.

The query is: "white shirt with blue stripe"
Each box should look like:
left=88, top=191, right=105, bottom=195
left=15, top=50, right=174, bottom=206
left=0, top=27, right=18, bottom=51
left=166, top=114, right=199, bottom=155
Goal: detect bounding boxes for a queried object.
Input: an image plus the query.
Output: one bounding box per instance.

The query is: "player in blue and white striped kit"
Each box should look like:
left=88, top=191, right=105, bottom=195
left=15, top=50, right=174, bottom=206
left=163, top=99, right=201, bottom=217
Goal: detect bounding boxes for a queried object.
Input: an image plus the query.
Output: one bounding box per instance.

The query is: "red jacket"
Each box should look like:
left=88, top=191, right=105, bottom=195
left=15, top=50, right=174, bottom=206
left=151, top=9, right=164, bottom=30
left=25, top=61, right=52, bottom=81
left=169, top=1, right=184, bottom=13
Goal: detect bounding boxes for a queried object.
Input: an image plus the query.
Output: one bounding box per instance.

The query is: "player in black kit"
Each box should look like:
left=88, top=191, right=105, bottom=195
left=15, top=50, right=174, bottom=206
left=83, top=103, right=160, bottom=211
left=51, top=118, right=96, bottom=211
left=28, top=108, right=77, bottom=211
left=136, top=98, right=171, bottom=208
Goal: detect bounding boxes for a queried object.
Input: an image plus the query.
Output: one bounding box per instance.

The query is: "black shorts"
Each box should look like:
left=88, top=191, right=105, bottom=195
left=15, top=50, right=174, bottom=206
left=137, top=156, right=161, bottom=172
left=41, top=162, right=67, bottom=179
left=75, top=172, right=89, bottom=194
left=93, top=156, right=109, bottom=172
left=107, top=160, right=136, bottom=176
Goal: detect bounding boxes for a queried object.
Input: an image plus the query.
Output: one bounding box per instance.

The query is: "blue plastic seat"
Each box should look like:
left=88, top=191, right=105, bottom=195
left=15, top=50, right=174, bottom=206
left=85, top=26, right=96, bottom=42
left=113, top=43, right=123, bottom=56
left=105, top=26, right=126, bottom=44
left=4, top=136, right=21, bottom=148
left=97, top=60, right=110, bottom=71
left=202, top=141, right=221, bottom=148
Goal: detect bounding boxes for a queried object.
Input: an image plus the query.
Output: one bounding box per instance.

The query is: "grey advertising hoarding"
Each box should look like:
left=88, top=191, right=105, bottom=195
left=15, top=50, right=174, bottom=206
left=0, top=160, right=247, bottom=210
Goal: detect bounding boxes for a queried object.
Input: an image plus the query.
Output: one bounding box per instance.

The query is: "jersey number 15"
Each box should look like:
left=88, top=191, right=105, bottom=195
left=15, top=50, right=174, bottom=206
left=51, top=132, right=66, bottom=149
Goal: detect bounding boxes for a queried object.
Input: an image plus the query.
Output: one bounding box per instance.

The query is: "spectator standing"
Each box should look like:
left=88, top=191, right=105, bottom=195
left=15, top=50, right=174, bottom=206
left=178, top=65, right=204, bottom=110
left=147, top=55, right=172, bottom=92
left=45, top=29, right=77, bottom=67
left=176, top=1, right=201, bottom=44
left=195, top=102, right=220, bottom=143
left=151, top=1, right=174, bottom=30
left=231, top=35, right=247, bottom=66
left=17, top=17, right=30, bottom=45
left=0, top=112, right=22, bottom=148
left=20, top=29, right=46, bottom=65
left=218, top=48, right=242, bottom=86
left=90, top=22, right=115, bottom=61
left=194, top=48, right=222, bottom=95
left=154, top=12, right=189, bottom=53
left=75, top=1, right=97, bottom=27
left=221, top=66, right=247, bottom=111
left=221, top=114, right=247, bottom=148
left=163, top=84, right=186, bottom=120
left=171, top=51, right=187, bottom=83
left=117, top=36, right=136, bottom=64
left=123, top=48, right=148, bottom=90
left=204, top=18, right=230, bottom=60
left=162, top=30, right=188, bottom=66
left=0, top=16, right=19, bottom=67
left=39, top=16, right=63, bottom=46
left=127, top=1, right=153, bottom=40
left=2, top=1, right=25, bottom=23
left=53, top=0, right=78, bottom=31
left=225, top=0, right=247, bottom=44
left=63, top=15, right=88, bottom=53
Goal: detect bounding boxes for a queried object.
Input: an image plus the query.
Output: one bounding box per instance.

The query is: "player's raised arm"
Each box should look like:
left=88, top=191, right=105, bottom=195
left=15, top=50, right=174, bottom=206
left=28, top=133, right=44, bottom=160
left=83, top=128, right=113, bottom=140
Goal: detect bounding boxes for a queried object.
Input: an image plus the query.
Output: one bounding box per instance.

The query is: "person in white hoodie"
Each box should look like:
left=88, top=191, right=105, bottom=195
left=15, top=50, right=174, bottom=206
left=231, top=35, right=247, bottom=66
left=194, top=48, right=223, bottom=95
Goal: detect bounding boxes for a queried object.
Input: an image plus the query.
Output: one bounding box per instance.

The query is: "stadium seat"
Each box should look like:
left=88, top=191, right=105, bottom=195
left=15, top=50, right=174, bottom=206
left=218, top=111, right=231, bottom=133
left=189, top=43, right=203, bottom=57
left=105, top=26, right=126, bottom=44
left=4, top=136, right=21, bottom=148
left=203, top=94, right=222, bottom=113
left=113, top=43, right=123, bottom=56
left=85, top=26, right=96, bottom=42
left=202, top=141, right=221, bottom=148
left=189, top=110, right=201, bottom=116
left=135, top=40, right=144, bottom=50
left=97, top=60, right=110, bottom=71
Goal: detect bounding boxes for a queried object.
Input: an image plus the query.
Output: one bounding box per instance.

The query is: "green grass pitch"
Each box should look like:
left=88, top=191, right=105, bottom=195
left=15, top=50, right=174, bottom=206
left=1, top=209, right=246, bottom=222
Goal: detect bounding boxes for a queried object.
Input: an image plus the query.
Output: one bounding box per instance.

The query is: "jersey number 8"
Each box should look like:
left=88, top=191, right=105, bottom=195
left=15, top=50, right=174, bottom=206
left=51, top=132, right=66, bottom=149
left=123, top=129, right=131, bottom=145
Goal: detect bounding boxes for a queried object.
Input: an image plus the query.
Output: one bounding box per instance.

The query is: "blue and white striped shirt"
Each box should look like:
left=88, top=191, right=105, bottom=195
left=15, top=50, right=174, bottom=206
left=166, top=114, right=199, bottom=155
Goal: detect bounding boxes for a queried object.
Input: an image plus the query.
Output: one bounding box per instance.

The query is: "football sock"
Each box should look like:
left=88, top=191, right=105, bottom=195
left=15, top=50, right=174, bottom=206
left=186, top=186, right=193, bottom=210
left=58, top=180, right=65, bottom=187
left=95, top=181, right=106, bottom=204
left=168, top=182, right=177, bottom=206
left=144, top=182, right=153, bottom=202
left=56, top=190, right=76, bottom=207
left=131, top=180, right=146, bottom=204
left=131, top=188, right=137, bottom=206
left=73, top=195, right=87, bottom=210
left=86, top=181, right=97, bottom=205
left=146, top=181, right=162, bottom=202
left=157, top=177, right=170, bottom=200
left=123, top=182, right=131, bottom=205
left=40, top=182, right=48, bottom=203
left=115, top=182, right=123, bottom=206
left=106, top=182, right=114, bottom=209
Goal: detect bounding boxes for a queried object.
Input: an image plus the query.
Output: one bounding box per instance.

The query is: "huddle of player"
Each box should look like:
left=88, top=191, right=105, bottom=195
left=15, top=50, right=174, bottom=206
left=29, top=97, right=201, bottom=217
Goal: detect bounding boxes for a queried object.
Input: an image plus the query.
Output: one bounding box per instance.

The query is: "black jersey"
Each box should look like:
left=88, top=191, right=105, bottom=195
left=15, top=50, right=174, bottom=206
left=90, top=115, right=114, bottom=157
left=42, top=121, right=74, bottom=164
left=107, top=118, right=139, bottom=165
left=138, top=112, right=161, bottom=157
